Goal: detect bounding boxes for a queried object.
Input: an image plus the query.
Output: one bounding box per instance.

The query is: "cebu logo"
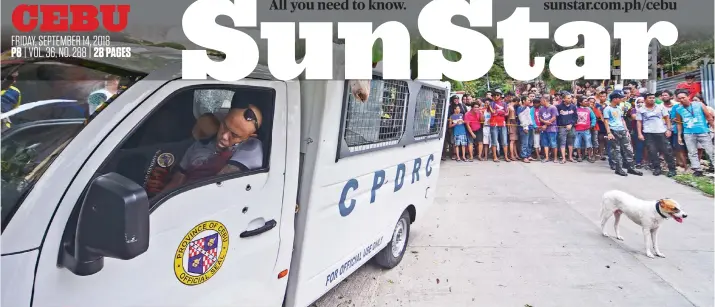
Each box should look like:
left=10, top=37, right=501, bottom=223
left=174, top=221, right=229, bottom=286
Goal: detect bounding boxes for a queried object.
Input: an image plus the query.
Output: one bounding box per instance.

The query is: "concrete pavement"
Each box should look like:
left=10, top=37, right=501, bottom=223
left=314, top=158, right=714, bottom=307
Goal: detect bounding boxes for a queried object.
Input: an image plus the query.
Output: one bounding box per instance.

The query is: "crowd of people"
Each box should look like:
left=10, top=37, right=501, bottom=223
left=443, top=75, right=715, bottom=178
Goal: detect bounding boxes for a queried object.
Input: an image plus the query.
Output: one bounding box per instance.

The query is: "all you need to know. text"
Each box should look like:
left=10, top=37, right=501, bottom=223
left=181, top=0, right=679, bottom=82
left=270, top=0, right=407, bottom=13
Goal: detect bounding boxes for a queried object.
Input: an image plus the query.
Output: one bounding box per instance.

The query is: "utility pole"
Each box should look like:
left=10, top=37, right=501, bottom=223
left=647, top=40, right=660, bottom=93
left=611, top=39, right=622, bottom=88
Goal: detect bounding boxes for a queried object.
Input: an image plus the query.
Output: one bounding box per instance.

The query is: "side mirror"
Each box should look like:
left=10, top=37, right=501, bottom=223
left=62, top=172, right=150, bottom=276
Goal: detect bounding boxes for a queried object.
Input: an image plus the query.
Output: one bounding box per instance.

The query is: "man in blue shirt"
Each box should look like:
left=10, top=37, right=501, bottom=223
left=671, top=89, right=715, bottom=176
left=556, top=92, right=578, bottom=163
left=603, top=90, right=643, bottom=177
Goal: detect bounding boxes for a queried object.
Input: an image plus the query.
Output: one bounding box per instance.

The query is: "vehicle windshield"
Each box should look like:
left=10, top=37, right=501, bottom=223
left=1, top=60, right=140, bottom=230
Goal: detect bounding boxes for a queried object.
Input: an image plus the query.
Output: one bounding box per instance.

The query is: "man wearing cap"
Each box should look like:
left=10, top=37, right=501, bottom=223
left=676, top=74, right=702, bottom=101
left=603, top=90, right=643, bottom=176
left=488, top=89, right=511, bottom=162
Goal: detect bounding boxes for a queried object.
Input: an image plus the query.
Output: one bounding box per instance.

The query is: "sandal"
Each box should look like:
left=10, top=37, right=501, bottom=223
left=493, top=158, right=500, bottom=163
left=468, top=158, right=474, bottom=162
left=523, top=158, right=530, bottom=163
left=560, top=159, right=566, bottom=164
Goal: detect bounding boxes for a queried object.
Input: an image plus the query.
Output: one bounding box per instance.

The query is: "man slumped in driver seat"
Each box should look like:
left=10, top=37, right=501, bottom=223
left=146, top=105, right=264, bottom=195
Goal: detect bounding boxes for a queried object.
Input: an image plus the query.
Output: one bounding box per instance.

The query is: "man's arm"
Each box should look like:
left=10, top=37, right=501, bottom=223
left=603, top=108, right=613, bottom=136
left=701, top=102, right=714, bottom=128
left=589, top=109, right=596, bottom=128
left=676, top=113, right=684, bottom=144
left=217, top=164, right=242, bottom=175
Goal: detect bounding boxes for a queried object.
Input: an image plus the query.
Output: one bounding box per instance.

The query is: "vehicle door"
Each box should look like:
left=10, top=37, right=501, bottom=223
left=32, top=79, right=289, bottom=307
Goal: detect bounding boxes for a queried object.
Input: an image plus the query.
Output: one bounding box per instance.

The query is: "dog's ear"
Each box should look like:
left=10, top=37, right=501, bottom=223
left=660, top=199, right=678, bottom=211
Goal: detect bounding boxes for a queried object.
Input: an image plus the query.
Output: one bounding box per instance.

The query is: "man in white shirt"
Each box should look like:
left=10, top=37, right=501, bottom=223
left=636, top=93, right=676, bottom=177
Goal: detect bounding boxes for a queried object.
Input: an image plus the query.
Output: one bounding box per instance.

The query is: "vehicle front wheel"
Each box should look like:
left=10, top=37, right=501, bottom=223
left=373, top=210, right=411, bottom=269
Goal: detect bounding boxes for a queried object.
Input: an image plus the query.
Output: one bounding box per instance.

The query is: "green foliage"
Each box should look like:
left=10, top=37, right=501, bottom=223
left=659, top=38, right=714, bottom=74
left=674, top=173, right=714, bottom=197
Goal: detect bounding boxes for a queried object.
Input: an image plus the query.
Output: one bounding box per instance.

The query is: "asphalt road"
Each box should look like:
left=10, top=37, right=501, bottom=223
left=314, top=158, right=714, bottom=307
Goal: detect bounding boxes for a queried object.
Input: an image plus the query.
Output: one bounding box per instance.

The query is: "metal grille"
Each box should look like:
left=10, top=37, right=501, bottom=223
left=413, top=86, right=445, bottom=138
left=343, top=78, right=409, bottom=152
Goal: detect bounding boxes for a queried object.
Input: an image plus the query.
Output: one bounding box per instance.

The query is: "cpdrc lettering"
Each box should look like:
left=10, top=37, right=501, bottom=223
left=411, top=157, right=421, bottom=184
left=338, top=154, right=436, bottom=217
left=394, top=163, right=406, bottom=192
left=425, top=154, right=434, bottom=177
left=371, top=170, right=385, bottom=204
left=338, top=178, right=359, bottom=217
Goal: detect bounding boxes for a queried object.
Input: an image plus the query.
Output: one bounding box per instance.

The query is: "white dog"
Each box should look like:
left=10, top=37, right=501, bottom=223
left=600, top=190, right=687, bottom=258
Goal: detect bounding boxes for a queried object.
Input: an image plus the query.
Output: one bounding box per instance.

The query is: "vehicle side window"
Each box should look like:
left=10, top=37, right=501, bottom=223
left=1, top=122, right=83, bottom=224
left=342, top=77, right=409, bottom=152
left=98, top=85, right=275, bottom=201
left=413, top=85, right=446, bottom=138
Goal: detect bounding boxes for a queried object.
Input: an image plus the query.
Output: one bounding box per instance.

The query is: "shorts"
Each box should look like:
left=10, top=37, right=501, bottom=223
left=474, top=128, right=483, bottom=144
left=670, top=132, right=685, bottom=150
left=558, top=126, right=575, bottom=148
left=466, top=132, right=475, bottom=145
left=508, top=123, right=519, bottom=142
left=482, top=126, right=491, bottom=145
left=454, top=134, right=468, bottom=146
left=541, top=131, right=558, bottom=148
left=490, top=126, right=508, bottom=147
left=534, top=131, right=541, bottom=148
left=574, top=130, right=592, bottom=149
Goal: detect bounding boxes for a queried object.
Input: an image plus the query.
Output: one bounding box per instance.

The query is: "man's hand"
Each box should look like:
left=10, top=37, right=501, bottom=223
left=665, top=130, right=672, bottom=138
left=607, top=133, right=614, bottom=140
left=638, top=134, right=645, bottom=141
left=678, top=137, right=684, bottom=146
left=217, top=164, right=241, bottom=175
left=146, top=168, right=169, bottom=194
left=566, top=124, right=572, bottom=130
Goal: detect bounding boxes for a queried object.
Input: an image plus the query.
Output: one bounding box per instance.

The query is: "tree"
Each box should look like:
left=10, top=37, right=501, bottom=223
left=658, top=38, right=714, bottom=75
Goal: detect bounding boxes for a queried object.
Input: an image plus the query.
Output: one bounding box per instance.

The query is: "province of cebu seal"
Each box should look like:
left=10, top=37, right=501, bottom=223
left=157, top=152, right=175, bottom=168
left=174, top=220, right=229, bottom=286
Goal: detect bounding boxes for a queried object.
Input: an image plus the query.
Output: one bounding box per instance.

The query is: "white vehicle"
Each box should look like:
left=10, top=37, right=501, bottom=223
left=1, top=46, right=449, bottom=307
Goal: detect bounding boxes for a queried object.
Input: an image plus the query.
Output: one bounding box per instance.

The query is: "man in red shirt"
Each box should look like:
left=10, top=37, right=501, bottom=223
left=488, top=89, right=510, bottom=162
left=464, top=103, right=483, bottom=161
left=676, top=74, right=701, bottom=101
